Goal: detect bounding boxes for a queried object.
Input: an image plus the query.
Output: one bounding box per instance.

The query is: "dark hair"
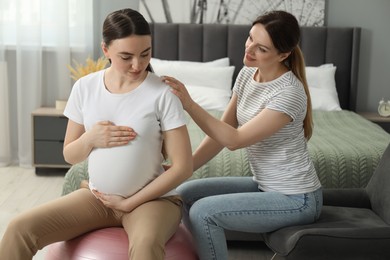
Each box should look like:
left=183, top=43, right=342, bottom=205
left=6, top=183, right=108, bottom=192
left=253, top=10, right=313, bottom=139
left=103, top=8, right=151, bottom=45
left=102, top=8, right=152, bottom=71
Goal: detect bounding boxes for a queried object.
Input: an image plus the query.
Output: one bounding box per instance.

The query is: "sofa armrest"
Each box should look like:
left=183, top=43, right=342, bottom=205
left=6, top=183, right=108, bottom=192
left=323, top=188, right=371, bottom=208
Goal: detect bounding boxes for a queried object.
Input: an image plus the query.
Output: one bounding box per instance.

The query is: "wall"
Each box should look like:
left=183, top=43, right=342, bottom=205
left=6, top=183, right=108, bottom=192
left=326, top=0, right=390, bottom=112
left=136, top=0, right=389, bottom=113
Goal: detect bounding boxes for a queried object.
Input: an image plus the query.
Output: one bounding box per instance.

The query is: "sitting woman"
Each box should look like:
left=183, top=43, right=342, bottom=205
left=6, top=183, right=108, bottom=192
left=162, top=10, right=323, bottom=260
left=0, top=8, right=192, bottom=260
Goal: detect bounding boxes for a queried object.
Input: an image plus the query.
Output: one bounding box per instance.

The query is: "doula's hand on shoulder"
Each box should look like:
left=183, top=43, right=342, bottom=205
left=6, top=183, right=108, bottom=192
left=162, top=76, right=194, bottom=111
left=87, top=121, right=137, bottom=148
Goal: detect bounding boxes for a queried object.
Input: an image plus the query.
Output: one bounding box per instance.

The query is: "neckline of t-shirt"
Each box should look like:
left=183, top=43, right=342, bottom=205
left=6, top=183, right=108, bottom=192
left=250, top=69, right=291, bottom=86
left=102, top=70, right=149, bottom=97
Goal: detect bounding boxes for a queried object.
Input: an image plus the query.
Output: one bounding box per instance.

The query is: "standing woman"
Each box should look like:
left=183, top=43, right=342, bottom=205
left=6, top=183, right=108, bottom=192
left=163, top=10, right=322, bottom=260
left=0, top=8, right=192, bottom=260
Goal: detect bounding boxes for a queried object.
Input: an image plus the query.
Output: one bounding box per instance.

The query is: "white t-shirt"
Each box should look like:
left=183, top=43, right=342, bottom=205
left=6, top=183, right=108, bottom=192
left=233, top=67, right=321, bottom=194
left=64, top=70, right=186, bottom=198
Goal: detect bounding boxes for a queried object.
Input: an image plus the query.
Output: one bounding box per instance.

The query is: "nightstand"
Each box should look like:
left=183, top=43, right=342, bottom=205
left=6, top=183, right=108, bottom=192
left=359, top=112, right=390, bottom=133
left=32, top=107, right=70, bottom=174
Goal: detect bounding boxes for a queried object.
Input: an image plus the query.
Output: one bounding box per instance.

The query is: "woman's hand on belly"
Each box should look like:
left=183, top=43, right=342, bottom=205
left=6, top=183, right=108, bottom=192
left=92, top=189, right=133, bottom=212
left=87, top=121, right=137, bottom=149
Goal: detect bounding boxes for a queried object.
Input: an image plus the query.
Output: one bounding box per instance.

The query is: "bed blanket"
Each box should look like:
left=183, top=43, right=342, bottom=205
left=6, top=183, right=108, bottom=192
left=62, top=110, right=390, bottom=195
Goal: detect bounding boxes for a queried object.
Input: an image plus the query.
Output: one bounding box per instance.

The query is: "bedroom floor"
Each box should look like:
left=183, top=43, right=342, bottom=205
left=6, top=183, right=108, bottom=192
left=0, top=166, right=275, bottom=260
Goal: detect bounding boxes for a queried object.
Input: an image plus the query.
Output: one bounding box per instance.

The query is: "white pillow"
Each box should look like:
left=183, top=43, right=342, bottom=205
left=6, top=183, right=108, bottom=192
left=306, top=64, right=341, bottom=111
left=151, top=57, right=234, bottom=111
left=186, top=85, right=231, bottom=111
left=153, top=65, right=235, bottom=92
left=151, top=57, right=230, bottom=67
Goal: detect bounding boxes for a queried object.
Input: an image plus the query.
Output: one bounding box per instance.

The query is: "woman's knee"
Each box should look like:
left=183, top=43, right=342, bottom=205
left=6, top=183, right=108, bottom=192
left=177, top=178, right=221, bottom=205
left=189, top=198, right=216, bottom=227
left=6, top=213, right=35, bottom=237
left=176, top=180, right=198, bottom=203
left=2, top=213, right=40, bottom=255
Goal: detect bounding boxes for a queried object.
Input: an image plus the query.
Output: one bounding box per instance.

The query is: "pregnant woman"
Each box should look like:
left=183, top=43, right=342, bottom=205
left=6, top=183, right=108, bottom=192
left=0, top=8, right=192, bottom=260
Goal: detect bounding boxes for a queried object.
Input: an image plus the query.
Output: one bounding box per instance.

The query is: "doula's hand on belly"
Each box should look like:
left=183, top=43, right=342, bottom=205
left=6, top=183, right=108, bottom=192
left=86, top=121, right=137, bottom=148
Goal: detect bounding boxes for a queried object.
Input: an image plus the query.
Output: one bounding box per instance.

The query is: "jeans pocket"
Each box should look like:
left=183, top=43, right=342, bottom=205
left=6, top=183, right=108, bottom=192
left=288, top=193, right=306, bottom=204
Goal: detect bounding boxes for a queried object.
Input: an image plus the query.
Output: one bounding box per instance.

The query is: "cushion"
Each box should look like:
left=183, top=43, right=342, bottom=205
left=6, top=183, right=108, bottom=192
left=152, top=64, right=235, bottom=91
left=151, top=58, right=235, bottom=111
left=306, top=64, right=341, bottom=111
left=62, top=161, right=89, bottom=195
left=264, top=205, right=390, bottom=257
left=186, top=85, right=231, bottom=111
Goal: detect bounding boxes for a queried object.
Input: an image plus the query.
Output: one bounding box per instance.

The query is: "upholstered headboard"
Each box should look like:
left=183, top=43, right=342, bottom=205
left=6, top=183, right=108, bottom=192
left=150, top=23, right=361, bottom=111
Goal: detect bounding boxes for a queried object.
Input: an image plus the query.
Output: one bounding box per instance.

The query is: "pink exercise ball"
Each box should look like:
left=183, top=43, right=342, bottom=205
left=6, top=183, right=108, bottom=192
left=44, top=223, right=198, bottom=260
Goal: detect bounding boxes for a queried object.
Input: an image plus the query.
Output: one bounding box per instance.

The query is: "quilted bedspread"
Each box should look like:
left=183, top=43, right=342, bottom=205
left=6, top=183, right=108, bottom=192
left=308, top=110, right=389, bottom=188
left=62, top=110, right=390, bottom=195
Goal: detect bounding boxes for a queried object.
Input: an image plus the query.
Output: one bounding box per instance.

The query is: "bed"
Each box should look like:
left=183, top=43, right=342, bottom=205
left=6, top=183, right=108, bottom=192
left=62, top=23, right=390, bottom=195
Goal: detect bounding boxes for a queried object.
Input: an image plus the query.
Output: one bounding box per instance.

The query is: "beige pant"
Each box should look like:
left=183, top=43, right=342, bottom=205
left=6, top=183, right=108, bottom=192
left=0, top=188, right=182, bottom=260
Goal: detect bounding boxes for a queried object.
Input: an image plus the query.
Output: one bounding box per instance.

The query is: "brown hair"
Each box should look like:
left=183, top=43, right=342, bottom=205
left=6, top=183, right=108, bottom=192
left=253, top=10, right=313, bottom=139
left=102, top=8, right=152, bottom=72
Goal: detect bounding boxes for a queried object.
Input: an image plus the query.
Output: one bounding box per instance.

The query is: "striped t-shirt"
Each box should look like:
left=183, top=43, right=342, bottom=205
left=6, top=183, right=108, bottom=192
left=233, top=66, right=321, bottom=194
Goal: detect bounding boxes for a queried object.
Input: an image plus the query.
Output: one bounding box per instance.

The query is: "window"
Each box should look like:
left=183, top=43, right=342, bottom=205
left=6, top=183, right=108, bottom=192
left=0, top=0, right=92, bottom=47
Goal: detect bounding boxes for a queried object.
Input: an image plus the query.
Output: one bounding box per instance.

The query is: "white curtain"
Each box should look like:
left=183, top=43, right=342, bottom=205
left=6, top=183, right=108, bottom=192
left=0, top=61, right=11, bottom=167
left=0, top=0, right=93, bottom=167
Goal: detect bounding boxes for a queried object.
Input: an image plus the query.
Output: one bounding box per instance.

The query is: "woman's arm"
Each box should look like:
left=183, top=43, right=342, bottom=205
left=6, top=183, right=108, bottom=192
left=96, top=125, right=193, bottom=212
left=163, top=76, right=291, bottom=151
left=63, top=120, right=136, bottom=165
left=192, top=94, right=239, bottom=171
left=188, top=100, right=291, bottom=150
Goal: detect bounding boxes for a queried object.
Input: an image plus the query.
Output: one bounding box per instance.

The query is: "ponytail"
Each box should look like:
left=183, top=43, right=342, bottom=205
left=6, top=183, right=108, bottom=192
left=288, top=46, right=313, bottom=140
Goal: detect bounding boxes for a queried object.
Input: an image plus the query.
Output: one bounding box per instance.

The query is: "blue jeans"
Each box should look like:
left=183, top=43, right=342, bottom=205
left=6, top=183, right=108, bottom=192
left=177, top=177, right=323, bottom=260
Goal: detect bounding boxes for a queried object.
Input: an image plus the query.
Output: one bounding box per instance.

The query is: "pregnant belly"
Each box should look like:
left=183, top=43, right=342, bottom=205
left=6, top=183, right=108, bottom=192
left=88, top=143, right=162, bottom=197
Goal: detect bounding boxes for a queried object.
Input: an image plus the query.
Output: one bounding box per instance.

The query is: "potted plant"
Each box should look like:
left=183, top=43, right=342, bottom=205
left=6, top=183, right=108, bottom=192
left=67, top=56, right=109, bottom=81
left=56, top=56, right=109, bottom=110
